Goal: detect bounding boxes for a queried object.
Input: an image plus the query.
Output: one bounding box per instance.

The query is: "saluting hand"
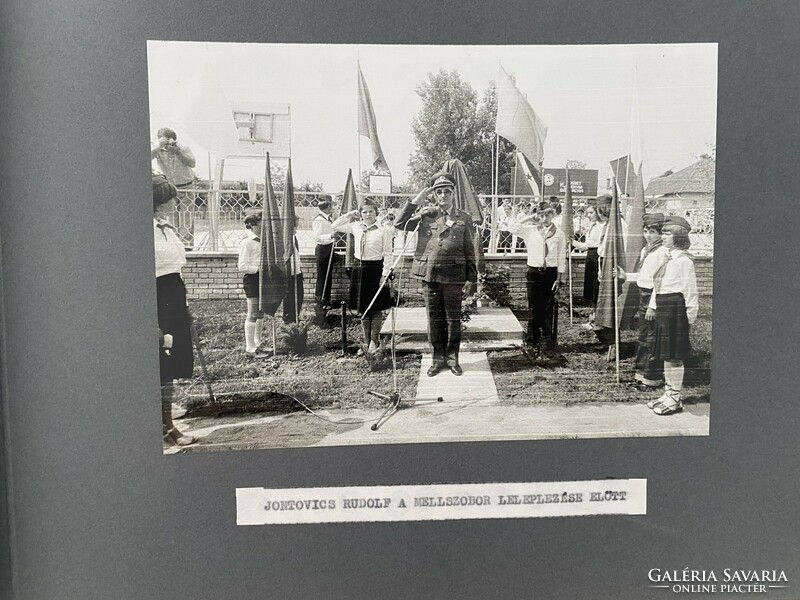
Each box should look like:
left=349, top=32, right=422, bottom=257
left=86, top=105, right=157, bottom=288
left=412, top=186, right=434, bottom=205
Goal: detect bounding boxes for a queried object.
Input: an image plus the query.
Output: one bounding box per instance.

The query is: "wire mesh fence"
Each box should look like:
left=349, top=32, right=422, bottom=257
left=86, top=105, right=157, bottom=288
left=164, top=187, right=713, bottom=256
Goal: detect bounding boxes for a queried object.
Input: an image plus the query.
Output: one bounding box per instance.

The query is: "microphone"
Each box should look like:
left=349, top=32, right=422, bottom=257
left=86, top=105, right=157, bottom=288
left=407, top=205, right=438, bottom=222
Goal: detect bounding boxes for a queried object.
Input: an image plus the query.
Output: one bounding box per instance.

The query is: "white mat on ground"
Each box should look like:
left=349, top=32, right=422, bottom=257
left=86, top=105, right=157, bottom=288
left=414, top=352, right=499, bottom=405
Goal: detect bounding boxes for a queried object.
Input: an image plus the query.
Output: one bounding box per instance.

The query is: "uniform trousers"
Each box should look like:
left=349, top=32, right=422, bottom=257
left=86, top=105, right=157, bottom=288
left=422, top=281, right=464, bottom=367
left=525, top=266, right=558, bottom=347
left=314, top=243, right=334, bottom=305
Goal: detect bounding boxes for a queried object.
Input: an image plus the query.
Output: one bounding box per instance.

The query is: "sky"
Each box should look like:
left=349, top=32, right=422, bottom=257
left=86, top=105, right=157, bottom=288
left=147, top=41, right=717, bottom=192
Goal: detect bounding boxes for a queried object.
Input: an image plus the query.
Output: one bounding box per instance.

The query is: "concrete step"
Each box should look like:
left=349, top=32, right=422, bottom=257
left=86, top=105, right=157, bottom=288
left=379, top=306, right=524, bottom=352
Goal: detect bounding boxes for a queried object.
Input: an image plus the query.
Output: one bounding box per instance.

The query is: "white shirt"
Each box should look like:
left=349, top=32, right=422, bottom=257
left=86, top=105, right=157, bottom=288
left=584, top=221, right=604, bottom=248
left=153, top=218, right=186, bottom=277
left=312, top=211, right=334, bottom=245
left=633, top=244, right=669, bottom=289
left=507, top=220, right=567, bottom=273
left=237, top=231, right=260, bottom=274
left=238, top=231, right=302, bottom=276
left=334, top=221, right=393, bottom=277
left=648, top=249, right=699, bottom=324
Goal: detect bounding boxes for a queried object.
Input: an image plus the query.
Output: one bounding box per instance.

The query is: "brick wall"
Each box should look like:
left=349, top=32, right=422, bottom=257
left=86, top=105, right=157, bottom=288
left=182, top=252, right=714, bottom=302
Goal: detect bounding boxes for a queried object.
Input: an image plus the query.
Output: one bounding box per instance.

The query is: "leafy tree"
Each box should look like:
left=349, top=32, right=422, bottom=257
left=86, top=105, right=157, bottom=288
left=296, top=180, right=325, bottom=192
left=565, top=159, right=587, bottom=170
left=408, top=72, right=515, bottom=195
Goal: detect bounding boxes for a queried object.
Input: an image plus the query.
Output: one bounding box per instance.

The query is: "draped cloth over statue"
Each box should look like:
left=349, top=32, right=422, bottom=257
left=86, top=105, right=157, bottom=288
left=442, top=158, right=485, bottom=271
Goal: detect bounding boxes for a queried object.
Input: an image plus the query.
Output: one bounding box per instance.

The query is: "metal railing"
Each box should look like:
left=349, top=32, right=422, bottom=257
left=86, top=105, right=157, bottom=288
left=165, top=188, right=713, bottom=256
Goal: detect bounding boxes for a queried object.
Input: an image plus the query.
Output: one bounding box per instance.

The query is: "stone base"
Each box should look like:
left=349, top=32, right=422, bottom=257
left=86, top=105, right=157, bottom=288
left=379, top=306, right=524, bottom=352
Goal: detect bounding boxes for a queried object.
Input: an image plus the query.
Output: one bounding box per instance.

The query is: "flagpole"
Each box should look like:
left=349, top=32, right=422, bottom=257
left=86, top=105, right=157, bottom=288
left=356, top=58, right=362, bottom=193
left=612, top=181, right=621, bottom=383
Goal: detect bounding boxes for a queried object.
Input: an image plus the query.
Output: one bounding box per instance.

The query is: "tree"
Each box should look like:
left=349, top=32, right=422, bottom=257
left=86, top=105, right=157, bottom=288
left=408, top=72, right=516, bottom=195
left=565, top=159, right=587, bottom=170
left=296, top=180, right=324, bottom=192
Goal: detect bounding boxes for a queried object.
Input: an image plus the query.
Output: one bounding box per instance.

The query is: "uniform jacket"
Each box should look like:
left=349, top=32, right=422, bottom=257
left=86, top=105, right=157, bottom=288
left=395, top=202, right=478, bottom=284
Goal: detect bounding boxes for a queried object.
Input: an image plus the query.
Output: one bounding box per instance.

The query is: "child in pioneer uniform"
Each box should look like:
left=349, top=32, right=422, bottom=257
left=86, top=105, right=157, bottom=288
left=615, top=213, right=669, bottom=391
left=238, top=213, right=265, bottom=355
left=645, top=215, right=698, bottom=415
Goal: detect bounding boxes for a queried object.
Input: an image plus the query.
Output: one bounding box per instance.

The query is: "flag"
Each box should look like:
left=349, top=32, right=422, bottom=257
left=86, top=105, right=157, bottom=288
left=258, top=154, right=287, bottom=316
left=617, top=163, right=647, bottom=330
left=357, top=63, right=391, bottom=174
left=610, top=155, right=636, bottom=196
left=561, top=167, right=574, bottom=242
left=281, top=159, right=298, bottom=266
left=495, top=65, right=548, bottom=170
left=280, top=159, right=300, bottom=321
left=594, top=178, right=625, bottom=333
left=624, top=163, right=646, bottom=271
left=512, top=152, right=542, bottom=197
left=339, top=169, right=358, bottom=270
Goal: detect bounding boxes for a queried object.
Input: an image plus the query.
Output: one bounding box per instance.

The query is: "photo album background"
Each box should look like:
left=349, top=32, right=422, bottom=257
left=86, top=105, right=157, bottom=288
left=1, top=1, right=799, bottom=599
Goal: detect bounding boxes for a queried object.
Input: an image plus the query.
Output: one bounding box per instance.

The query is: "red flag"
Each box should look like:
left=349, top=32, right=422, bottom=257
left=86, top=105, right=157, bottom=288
left=610, top=155, right=635, bottom=196
left=258, top=154, right=287, bottom=316
left=281, top=159, right=298, bottom=265
left=339, top=169, right=358, bottom=269
left=624, top=163, right=646, bottom=271
left=512, top=151, right=542, bottom=197
left=496, top=65, right=548, bottom=170
left=594, top=179, right=625, bottom=332
left=357, top=63, right=390, bottom=174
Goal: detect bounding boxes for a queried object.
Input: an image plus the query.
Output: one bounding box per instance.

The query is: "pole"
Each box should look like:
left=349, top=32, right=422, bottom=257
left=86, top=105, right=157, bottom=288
left=272, top=317, right=278, bottom=358
left=568, top=249, right=574, bottom=324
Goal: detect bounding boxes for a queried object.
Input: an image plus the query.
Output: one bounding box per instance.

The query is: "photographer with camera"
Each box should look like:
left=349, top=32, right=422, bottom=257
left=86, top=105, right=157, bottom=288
left=151, top=127, right=197, bottom=187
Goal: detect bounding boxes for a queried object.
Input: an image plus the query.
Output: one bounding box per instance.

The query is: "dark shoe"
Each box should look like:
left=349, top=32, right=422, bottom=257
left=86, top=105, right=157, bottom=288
left=636, top=382, right=660, bottom=392
left=165, top=427, right=197, bottom=446
left=449, top=364, right=463, bottom=376
left=427, top=363, right=445, bottom=377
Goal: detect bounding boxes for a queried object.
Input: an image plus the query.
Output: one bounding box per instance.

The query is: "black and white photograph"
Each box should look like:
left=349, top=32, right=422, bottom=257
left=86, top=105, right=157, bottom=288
left=149, top=41, right=717, bottom=452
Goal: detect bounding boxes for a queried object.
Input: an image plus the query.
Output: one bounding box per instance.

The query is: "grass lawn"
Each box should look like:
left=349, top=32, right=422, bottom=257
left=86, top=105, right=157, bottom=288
left=489, top=297, right=712, bottom=406
left=179, top=295, right=711, bottom=412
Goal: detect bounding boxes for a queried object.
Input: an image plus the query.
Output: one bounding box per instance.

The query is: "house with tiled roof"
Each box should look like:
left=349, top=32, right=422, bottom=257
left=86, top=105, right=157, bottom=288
left=645, top=156, right=715, bottom=254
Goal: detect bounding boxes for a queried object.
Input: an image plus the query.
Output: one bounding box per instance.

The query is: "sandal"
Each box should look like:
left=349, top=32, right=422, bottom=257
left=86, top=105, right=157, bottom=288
left=651, top=399, right=683, bottom=416
left=646, top=393, right=667, bottom=409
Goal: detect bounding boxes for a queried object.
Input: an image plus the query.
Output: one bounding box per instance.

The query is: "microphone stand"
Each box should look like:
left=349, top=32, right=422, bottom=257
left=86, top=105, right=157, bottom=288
left=362, top=214, right=443, bottom=431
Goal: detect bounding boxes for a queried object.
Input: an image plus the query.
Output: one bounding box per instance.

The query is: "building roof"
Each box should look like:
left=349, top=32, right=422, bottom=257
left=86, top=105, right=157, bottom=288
left=645, top=156, right=715, bottom=197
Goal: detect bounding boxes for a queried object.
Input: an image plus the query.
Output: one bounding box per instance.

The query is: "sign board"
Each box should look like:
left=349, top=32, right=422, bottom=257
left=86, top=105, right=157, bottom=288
left=231, top=102, right=291, bottom=158
left=542, top=168, right=598, bottom=197
left=369, top=174, right=392, bottom=194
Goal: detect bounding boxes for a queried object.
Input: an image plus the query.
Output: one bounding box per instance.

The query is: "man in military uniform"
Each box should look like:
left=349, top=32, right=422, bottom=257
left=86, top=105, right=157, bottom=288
left=395, top=172, right=478, bottom=376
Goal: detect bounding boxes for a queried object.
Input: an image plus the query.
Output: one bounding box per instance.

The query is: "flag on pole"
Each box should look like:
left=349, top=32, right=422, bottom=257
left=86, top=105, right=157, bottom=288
left=561, top=167, right=574, bottom=242
left=340, top=169, right=358, bottom=270
left=280, top=159, right=300, bottom=321
left=594, top=179, right=625, bottom=333
left=617, top=163, right=647, bottom=330
left=624, top=163, right=646, bottom=271
left=495, top=65, right=548, bottom=171
left=357, top=63, right=391, bottom=175
left=610, top=155, right=635, bottom=196
left=512, top=151, right=542, bottom=197
left=258, top=154, right=288, bottom=316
